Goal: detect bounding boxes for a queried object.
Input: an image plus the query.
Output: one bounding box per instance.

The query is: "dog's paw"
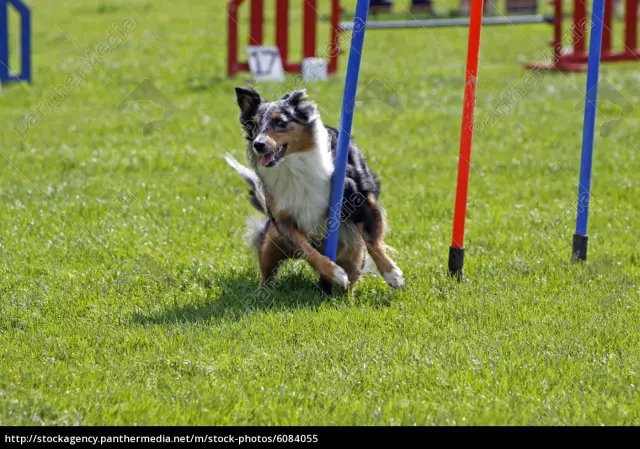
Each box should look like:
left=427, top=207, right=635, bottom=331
left=332, top=265, right=349, bottom=289
left=318, top=276, right=333, bottom=295
left=383, top=267, right=404, bottom=288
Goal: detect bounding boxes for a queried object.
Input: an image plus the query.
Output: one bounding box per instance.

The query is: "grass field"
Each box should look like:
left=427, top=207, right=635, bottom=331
left=1, top=0, right=639, bottom=425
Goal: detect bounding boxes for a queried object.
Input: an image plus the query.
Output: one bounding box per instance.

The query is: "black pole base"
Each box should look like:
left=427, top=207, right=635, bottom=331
left=448, top=246, right=465, bottom=281
left=572, top=234, right=588, bottom=262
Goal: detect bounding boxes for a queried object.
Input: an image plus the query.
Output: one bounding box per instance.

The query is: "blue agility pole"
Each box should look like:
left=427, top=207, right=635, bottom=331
left=323, top=0, right=370, bottom=292
left=573, top=0, right=605, bottom=261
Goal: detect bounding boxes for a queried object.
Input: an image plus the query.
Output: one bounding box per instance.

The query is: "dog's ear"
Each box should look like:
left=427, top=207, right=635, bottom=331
left=282, top=89, right=307, bottom=106
left=283, top=89, right=318, bottom=124
left=235, top=87, right=262, bottom=123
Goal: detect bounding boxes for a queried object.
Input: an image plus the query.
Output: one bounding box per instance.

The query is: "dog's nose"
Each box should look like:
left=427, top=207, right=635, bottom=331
left=253, top=140, right=266, bottom=153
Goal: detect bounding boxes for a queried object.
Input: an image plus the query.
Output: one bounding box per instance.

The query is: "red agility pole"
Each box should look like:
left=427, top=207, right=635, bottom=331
left=227, top=0, right=240, bottom=77
left=448, top=0, right=484, bottom=279
left=249, top=0, right=264, bottom=46
left=303, top=0, right=317, bottom=60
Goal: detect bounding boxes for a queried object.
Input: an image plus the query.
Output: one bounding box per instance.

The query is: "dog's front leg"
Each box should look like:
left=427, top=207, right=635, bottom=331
left=284, top=225, right=349, bottom=290
left=266, top=197, right=349, bottom=290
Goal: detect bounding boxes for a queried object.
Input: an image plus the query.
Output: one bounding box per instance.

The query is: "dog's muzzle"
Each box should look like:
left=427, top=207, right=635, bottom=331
left=257, top=143, right=288, bottom=167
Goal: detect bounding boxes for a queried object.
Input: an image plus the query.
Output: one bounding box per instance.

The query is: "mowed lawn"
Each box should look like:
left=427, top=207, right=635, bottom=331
left=1, top=0, right=639, bottom=425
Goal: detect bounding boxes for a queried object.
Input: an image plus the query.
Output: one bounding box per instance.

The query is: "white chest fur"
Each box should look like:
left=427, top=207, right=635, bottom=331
left=257, top=123, right=334, bottom=236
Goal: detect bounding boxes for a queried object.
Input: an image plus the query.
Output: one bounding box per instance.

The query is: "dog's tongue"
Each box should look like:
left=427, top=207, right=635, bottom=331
left=260, top=153, right=275, bottom=167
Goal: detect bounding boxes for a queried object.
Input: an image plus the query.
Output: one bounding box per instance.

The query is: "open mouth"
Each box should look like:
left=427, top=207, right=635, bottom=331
left=259, top=144, right=288, bottom=167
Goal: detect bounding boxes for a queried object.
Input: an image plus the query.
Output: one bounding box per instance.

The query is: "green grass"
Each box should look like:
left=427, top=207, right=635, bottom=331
left=1, top=0, right=639, bottom=426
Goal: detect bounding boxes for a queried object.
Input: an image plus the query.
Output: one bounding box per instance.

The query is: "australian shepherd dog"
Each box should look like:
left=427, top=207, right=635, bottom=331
left=225, top=87, right=404, bottom=294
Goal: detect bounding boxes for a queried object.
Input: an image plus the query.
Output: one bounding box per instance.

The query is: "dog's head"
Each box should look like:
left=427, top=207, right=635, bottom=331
left=235, top=87, right=320, bottom=168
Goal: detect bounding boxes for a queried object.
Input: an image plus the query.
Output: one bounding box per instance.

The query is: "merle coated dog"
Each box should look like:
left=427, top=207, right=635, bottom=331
left=225, top=87, right=403, bottom=294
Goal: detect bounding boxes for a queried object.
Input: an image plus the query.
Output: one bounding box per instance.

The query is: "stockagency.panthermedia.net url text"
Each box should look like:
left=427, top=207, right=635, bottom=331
left=4, top=434, right=319, bottom=445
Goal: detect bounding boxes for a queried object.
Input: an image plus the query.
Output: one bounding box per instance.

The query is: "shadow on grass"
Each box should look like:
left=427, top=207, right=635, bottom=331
left=129, top=266, right=353, bottom=325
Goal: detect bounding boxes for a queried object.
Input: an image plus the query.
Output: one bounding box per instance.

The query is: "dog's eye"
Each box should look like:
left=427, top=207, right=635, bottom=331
left=273, top=118, right=286, bottom=128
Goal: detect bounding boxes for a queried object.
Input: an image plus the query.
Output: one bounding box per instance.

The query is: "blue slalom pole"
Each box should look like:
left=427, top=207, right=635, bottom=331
left=17, top=0, right=32, bottom=83
left=323, top=0, right=370, bottom=292
left=0, top=0, right=32, bottom=84
left=0, top=1, right=8, bottom=82
left=573, top=0, right=605, bottom=261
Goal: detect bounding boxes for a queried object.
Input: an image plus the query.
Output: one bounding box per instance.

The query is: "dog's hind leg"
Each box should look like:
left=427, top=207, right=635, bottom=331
left=336, top=242, right=366, bottom=297
left=258, top=223, right=293, bottom=287
left=357, top=194, right=404, bottom=289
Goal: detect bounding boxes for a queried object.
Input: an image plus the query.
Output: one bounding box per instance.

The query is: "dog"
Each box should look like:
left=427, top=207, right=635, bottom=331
left=224, top=87, right=404, bottom=294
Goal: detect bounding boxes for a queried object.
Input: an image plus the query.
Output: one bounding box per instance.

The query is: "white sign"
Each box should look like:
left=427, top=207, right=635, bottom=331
left=246, top=46, right=285, bottom=82
left=302, top=58, right=328, bottom=82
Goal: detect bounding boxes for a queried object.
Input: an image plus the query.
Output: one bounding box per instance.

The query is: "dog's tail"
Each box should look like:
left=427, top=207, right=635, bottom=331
left=224, top=153, right=267, bottom=215
left=224, top=154, right=269, bottom=251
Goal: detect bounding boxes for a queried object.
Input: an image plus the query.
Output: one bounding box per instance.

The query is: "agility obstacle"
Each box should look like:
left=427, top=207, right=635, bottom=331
left=339, top=14, right=549, bottom=30
left=506, top=0, right=539, bottom=14
left=227, top=1, right=553, bottom=78
left=340, top=0, right=549, bottom=30
left=324, top=0, right=370, bottom=294
left=573, top=0, right=606, bottom=261
left=448, top=0, right=484, bottom=279
left=0, top=0, right=31, bottom=84
left=527, top=0, right=640, bottom=72
left=227, top=0, right=342, bottom=77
